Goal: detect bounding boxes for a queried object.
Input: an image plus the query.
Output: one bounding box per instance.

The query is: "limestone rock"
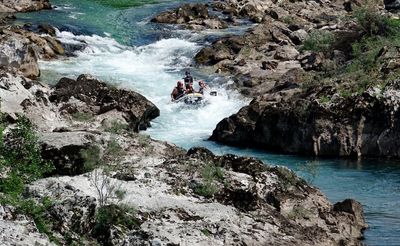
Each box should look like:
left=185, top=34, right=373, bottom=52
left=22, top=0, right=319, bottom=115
left=0, top=0, right=51, bottom=13
left=50, top=74, right=159, bottom=131
left=210, top=83, right=400, bottom=158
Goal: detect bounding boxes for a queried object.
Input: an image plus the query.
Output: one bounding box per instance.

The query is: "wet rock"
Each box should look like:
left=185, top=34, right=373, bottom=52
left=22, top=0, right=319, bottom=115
left=38, top=23, right=56, bottom=36
left=50, top=74, right=160, bottom=131
left=334, top=199, right=367, bottom=229
left=211, top=82, right=400, bottom=158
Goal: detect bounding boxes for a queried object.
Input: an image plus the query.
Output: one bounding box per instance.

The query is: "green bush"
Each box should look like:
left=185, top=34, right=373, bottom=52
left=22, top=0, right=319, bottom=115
left=92, top=204, right=138, bottom=245
left=0, top=116, right=54, bottom=196
left=302, top=30, right=335, bottom=53
left=71, top=112, right=94, bottom=122
left=104, top=120, right=128, bottom=134
left=194, top=163, right=224, bottom=198
left=104, top=139, right=124, bottom=158
left=80, top=145, right=101, bottom=172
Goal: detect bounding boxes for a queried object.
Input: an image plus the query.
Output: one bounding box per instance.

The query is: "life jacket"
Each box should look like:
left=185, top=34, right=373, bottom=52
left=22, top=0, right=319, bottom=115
left=187, top=86, right=195, bottom=94
left=175, top=86, right=185, bottom=99
left=198, top=87, right=204, bottom=94
left=184, top=75, right=193, bottom=87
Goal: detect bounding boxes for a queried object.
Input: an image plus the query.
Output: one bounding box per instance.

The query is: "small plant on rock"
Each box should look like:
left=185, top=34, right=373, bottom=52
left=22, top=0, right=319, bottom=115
left=104, top=120, right=128, bottom=134
left=296, top=160, right=320, bottom=184
left=80, top=145, right=101, bottom=172
left=194, top=162, right=224, bottom=198
left=302, top=30, right=335, bottom=53
left=71, top=111, right=94, bottom=122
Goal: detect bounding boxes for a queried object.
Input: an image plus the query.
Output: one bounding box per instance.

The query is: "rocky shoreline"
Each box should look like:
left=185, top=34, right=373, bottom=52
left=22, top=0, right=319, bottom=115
left=0, top=0, right=369, bottom=245
left=157, top=0, right=400, bottom=158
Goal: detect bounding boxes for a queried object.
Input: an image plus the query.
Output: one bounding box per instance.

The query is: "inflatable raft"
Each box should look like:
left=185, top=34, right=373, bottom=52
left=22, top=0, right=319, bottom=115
left=175, top=93, right=205, bottom=105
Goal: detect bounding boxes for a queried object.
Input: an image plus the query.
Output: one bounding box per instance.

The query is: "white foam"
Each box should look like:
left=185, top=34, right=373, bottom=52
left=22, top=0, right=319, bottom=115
left=40, top=32, right=248, bottom=147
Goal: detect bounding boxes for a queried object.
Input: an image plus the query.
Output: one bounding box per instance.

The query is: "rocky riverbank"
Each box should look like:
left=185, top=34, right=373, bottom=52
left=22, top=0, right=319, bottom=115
left=162, top=0, right=400, bottom=158
left=0, top=71, right=367, bottom=245
left=0, top=1, right=369, bottom=245
left=0, top=0, right=51, bottom=13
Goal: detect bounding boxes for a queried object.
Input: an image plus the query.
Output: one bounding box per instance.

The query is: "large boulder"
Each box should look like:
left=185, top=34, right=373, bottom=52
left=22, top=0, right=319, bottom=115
left=39, top=131, right=99, bottom=175
left=0, top=30, right=40, bottom=79
left=0, top=0, right=51, bottom=13
left=49, top=74, right=160, bottom=131
left=211, top=82, right=400, bottom=158
left=151, top=3, right=227, bottom=30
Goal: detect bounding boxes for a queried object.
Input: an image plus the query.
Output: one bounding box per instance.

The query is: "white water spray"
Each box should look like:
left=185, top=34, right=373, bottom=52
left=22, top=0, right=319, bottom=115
left=40, top=30, right=248, bottom=148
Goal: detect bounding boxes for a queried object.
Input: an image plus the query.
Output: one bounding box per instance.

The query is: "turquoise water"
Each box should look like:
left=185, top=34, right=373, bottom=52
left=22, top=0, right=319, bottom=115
left=18, top=1, right=400, bottom=245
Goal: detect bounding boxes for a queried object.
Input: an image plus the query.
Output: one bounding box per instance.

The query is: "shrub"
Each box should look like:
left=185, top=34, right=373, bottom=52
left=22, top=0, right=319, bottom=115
left=92, top=204, right=139, bottom=245
left=296, top=160, right=319, bottom=184
left=0, top=116, right=54, bottom=195
left=302, top=30, right=336, bottom=53
left=104, top=120, right=128, bottom=134
left=194, top=182, right=219, bottom=198
left=194, top=163, right=224, bottom=198
left=104, top=139, right=124, bottom=158
left=80, top=145, right=101, bottom=172
left=0, top=117, right=57, bottom=242
left=71, top=112, right=94, bottom=122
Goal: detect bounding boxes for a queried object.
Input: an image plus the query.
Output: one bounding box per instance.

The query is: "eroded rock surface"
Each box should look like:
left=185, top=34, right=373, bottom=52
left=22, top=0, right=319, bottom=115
left=0, top=0, right=51, bottom=13
left=151, top=3, right=228, bottom=30
left=25, top=144, right=367, bottom=245
left=211, top=81, right=400, bottom=158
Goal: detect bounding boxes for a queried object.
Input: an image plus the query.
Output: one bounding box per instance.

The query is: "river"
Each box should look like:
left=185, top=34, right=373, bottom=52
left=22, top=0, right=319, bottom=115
left=17, top=0, right=400, bottom=244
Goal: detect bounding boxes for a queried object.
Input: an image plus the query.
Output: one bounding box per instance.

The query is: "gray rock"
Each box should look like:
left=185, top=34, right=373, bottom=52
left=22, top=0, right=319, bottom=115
left=0, top=0, right=51, bottom=13
left=0, top=30, right=39, bottom=79
left=210, top=82, right=400, bottom=158
left=50, top=74, right=160, bottom=131
left=274, top=45, right=299, bottom=60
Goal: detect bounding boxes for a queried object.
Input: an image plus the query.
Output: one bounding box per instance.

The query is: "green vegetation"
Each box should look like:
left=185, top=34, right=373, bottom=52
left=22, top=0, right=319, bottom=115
left=302, top=30, right=336, bottom=53
left=80, top=145, right=101, bottom=172
left=201, top=228, right=211, bottom=236
left=92, top=204, right=139, bottom=245
left=71, top=111, right=94, bottom=122
left=296, top=160, right=319, bottom=184
left=0, top=116, right=57, bottom=241
left=274, top=166, right=306, bottom=190
left=138, top=133, right=151, bottom=147
left=0, top=116, right=54, bottom=196
left=104, top=139, right=124, bottom=157
left=301, top=3, right=400, bottom=98
left=194, top=163, right=224, bottom=198
left=104, top=120, right=128, bottom=134
left=281, top=16, right=295, bottom=25
left=287, top=205, right=311, bottom=220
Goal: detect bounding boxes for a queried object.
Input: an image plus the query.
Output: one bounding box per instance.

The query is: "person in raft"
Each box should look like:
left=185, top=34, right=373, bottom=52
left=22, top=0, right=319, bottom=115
left=171, top=81, right=186, bottom=101
left=183, top=70, right=193, bottom=88
left=197, top=80, right=209, bottom=94
left=186, top=81, right=195, bottom=94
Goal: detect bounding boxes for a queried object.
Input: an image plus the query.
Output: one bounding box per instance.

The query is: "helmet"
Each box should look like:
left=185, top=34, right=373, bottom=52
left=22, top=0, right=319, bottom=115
left=185, top=71, right=190, bottom=75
